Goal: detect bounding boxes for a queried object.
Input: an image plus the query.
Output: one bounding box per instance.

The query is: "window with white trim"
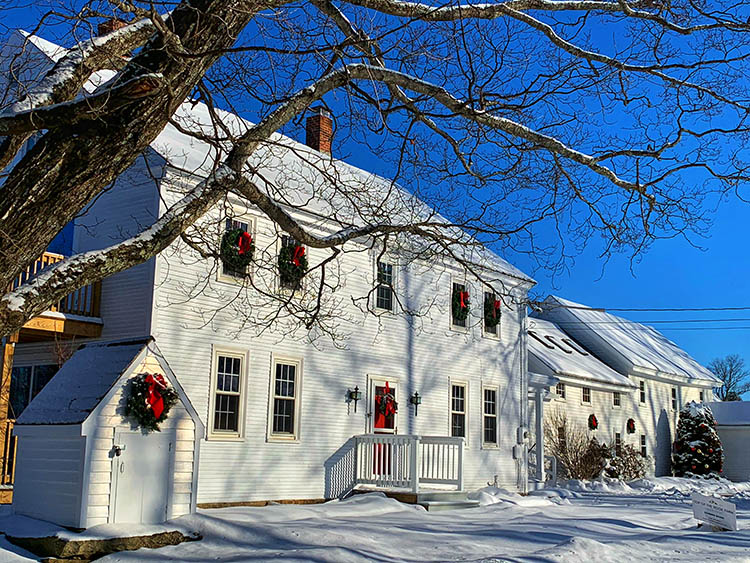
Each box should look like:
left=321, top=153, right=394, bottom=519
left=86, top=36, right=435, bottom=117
left=376, top=261, right=394, bottom=311
left=671, top=387, right=677, bottom=411
left=451, top=383, right=466, bottom=438
left=483, top=291, right=500, bottom=336
left=613, top=391, right=621, bottom=407
left=211, top=352, right=245, bottom=437
left=451, top=282, right=469, bottom=328
left=639, top=381, right=646, bottom=404
left=640, top=434, right=647, bottom=457
left=582, top=386, right=591, bottom=404
left=279, top=235, right=305, bottom=291
left=699, top=390, right=705, bottom=402
left=483, top=387, right=498, bottom=446
left=556, top=382, right=566, bottom=400
left=270, top=359, right=301, bottom=439
left=614, top=432, right=622, bottom=456
left=221, top=218, right=252, bottom=279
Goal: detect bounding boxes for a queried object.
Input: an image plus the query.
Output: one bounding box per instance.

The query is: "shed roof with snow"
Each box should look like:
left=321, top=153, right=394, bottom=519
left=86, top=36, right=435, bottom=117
left=705, top=401, right=750, bottom=426
left=527, top=318, right=636, bottom=390
left=535, top=296, right=720, bottom=386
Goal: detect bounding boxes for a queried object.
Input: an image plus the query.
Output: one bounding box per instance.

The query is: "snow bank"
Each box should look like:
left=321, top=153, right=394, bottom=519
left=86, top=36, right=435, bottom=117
left=559, top=475, right=750, bottom=499
left=468, top=486, right=557, bottom=507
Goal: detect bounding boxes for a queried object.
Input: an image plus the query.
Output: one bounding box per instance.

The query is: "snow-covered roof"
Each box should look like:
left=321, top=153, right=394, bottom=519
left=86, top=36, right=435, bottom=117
left=9, top=30, right=533, bottom=285
left=527, top=318, right=635, bottom=389
left=706, top=401, right=750, bottom=426
left=16, top=337, right=151, bottom=425
left=539, top=296, right=720, bottom=385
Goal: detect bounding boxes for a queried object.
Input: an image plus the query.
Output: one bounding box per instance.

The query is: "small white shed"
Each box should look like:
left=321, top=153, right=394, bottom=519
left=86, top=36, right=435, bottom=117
left=12, top=337, right=203, bottom=529
left=706, top=401, right=750, bottom=482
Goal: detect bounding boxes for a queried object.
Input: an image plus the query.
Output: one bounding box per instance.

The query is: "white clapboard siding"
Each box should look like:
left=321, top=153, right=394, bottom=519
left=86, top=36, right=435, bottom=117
left=12, top=426, right=85, bottom=528
left=543, top=379, right=705, bottom=476
left=72, top=154, right=162, bottom=340
left=150, top=171, right=530, bottom=503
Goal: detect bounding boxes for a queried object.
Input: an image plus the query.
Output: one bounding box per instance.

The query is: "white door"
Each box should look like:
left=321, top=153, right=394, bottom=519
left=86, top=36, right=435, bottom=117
left=113, top=431, right=172, bottom=524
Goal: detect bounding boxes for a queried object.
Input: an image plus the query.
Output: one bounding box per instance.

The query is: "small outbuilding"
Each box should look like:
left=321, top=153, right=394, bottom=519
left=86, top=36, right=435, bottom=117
left=12, top=337, right=203, bottom=529
left=706, top=401, right=750, bottom=482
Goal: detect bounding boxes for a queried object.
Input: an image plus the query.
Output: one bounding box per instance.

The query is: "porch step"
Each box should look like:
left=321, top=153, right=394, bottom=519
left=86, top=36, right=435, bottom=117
left=416, top=491, right=469, bottom=503
left=420, top=499, right=480, bottom=512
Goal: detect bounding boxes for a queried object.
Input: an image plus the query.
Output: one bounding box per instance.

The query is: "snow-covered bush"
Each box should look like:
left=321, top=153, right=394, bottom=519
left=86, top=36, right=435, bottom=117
left=604, top=444, right=649, bottom=481
left=545, top=410, right=608, bottom=479
left=672, top=401, right=723, bottom=477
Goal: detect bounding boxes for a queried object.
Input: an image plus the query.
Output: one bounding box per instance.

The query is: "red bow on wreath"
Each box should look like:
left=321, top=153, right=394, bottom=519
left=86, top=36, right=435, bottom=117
left=459, top=291, right=470, bottom=309
left=292, top=245, right=306, bottom=267
left=376, top=382, right=397, bottom=416
left=145, top=373, right=167, bottom=419
left=493, top=300, right=501, bottom=318
left=237, top=231, right=253, bottom=255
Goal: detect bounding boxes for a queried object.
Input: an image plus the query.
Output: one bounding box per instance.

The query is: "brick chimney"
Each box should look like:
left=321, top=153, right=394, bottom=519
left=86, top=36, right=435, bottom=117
left=305, top=107, right=333, bottom=154
left=98, top=18, right=128, bottom=36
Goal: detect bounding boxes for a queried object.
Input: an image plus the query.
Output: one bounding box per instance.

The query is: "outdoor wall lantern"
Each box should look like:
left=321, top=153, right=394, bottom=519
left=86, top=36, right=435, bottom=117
left=348, top=386, right=362, bottom=412
left=410, top=391, right=422, bottom=416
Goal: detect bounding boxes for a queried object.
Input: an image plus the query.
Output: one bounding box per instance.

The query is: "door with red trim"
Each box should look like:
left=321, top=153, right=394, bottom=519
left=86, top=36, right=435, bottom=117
left=371, top=380, right=397, bottom=476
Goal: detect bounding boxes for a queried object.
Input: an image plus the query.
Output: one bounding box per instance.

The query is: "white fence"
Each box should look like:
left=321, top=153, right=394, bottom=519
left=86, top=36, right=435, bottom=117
left=354, top=434, right=464, bottom=493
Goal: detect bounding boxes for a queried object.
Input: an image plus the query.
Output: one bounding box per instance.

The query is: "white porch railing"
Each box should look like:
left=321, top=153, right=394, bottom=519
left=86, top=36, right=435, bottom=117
left=354, top=434, right=464, bottom=493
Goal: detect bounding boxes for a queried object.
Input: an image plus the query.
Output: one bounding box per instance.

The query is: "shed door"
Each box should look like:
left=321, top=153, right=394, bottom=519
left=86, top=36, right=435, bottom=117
left=113, top=432, right=172, bottom=524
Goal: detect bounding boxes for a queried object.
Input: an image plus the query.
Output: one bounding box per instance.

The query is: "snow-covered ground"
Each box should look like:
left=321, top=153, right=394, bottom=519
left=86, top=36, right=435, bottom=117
left=2, top=477, right=750, bottom=562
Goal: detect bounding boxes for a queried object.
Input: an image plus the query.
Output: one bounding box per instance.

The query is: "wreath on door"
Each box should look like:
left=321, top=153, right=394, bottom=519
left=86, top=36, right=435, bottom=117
left=375, top=382, right=398, bottom=416
left=125, top=373, right=179, bottom=433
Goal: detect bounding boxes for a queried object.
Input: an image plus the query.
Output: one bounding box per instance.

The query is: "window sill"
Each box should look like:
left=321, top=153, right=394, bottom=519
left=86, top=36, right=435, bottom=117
left=580, top=401, right=592, bottom=406
left=481, top=443, right=500, bottom=450
left=555, top=397, right=566, bottom=402
left=481, top=330, right=501, bottom=341
left=206, top=434, right=244, bottom=442
left=450, top=323, right=470, bottom=334
left=267, top=435, right=300, bottom=443
left=217, top=271, right=252, bottom=285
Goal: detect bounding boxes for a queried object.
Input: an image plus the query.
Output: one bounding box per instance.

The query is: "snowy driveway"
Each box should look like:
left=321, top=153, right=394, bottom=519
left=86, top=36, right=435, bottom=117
left=2, top=478, right=750, bottom=562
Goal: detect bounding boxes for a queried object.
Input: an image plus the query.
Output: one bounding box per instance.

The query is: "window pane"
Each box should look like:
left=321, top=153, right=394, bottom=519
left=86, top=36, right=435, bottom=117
left=452, top=413, right=465, bottom=438
left=216, top=355, right=241, bottom=393
left=273, top=398, right=295, bottom=434
left=275, top=363, right=296, bottom=398
left=484, top=291, right=499, bottom=333
left=222, top=220, right=251, bottom=277
left=484, top=389, right=497, bottom=415
left=484, top=416, right=497, bottom=444
left=32, top=364, right=58, bottom=398
left=213, top=394, right=239, bottom=432
left=9, top=367, right=32, bottom=418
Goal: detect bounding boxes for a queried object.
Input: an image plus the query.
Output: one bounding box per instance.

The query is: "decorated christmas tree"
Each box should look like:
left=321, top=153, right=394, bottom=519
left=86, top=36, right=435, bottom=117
left=672, top=401, right=723, bottom=477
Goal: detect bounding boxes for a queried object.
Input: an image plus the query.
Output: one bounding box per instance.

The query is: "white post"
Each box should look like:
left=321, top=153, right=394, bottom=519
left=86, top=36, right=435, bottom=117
left=410, top=436, right=421, bottom=493
left=535, top=390, right=545, bottom=483
left=457, top=438, right=464, bottom=491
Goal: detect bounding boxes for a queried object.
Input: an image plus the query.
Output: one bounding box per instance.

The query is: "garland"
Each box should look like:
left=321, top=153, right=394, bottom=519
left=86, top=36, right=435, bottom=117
left=375, top=382, right=398, bottom=416
left=484, top=295, right=502, bottom=329
left=278, top=244, right=308, bottom=288
left=627, top=418, right=636, bottom=434
left=452, top=288, right=470, bottom=322
left=220, top=228, right=254, bottom=273
left=124, top=373, right=179, bottom=432
left=588, top=413, right=599, bottom=431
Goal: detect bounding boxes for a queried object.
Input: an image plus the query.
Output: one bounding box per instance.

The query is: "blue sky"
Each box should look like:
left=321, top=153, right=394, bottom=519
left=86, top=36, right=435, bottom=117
left=5, top=5, right=749, bottom=377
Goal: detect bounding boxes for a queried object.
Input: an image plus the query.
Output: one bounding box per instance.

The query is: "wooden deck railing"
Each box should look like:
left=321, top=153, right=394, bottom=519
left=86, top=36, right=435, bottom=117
left=354, top=434, right=464, bottom=492
left=1, top=420, right=16, bottom=486
left=9, top=252, right=101, bottom=318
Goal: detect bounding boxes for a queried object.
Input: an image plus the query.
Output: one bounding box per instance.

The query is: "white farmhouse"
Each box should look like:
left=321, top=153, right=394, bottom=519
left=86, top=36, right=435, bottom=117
left=535, top=295, right=721, bottom=475
left=3, top=29, right=536, bottom=522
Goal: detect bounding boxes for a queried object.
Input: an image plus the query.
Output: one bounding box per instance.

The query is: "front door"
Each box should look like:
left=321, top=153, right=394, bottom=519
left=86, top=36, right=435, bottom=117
left=372, top=380, right=398, bottom=434
left=371, top=380, right=398, bottom=477
left=113, top=431, right=172, bottom=524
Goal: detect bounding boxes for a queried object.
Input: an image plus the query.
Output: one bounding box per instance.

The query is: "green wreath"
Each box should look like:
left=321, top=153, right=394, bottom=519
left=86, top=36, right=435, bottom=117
left=484, top=295, right=501, bottom=329
left=221, top=228, right=255, bottom=274
left=452, top=288, right=470, bottom=322
left=278, top=244, right=308, bottom=288
left=124, top=373, right=179, bottom=433
left=626, top=418, right=636, bottom=434
left=588, top=413, right=599, bottom=431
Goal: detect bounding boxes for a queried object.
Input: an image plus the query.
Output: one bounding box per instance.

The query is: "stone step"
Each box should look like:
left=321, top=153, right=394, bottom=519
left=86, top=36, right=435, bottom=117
left=420, top=499, right=481, bottom=512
